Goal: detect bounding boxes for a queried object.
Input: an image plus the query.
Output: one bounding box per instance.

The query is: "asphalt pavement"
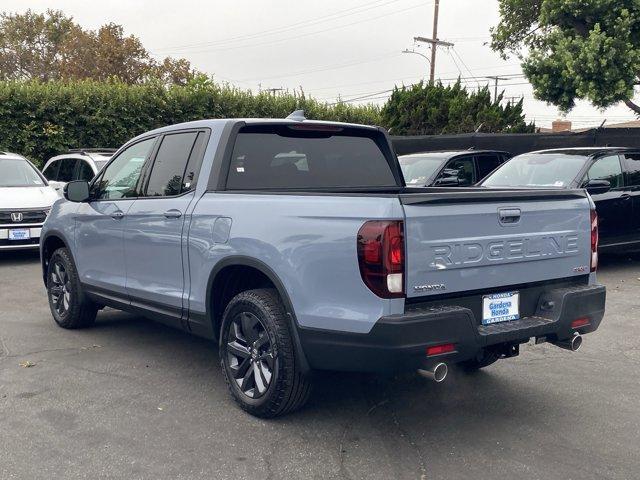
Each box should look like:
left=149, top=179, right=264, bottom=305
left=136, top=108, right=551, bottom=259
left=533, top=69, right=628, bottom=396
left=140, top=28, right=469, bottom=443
left=0, top=250, right=639, bottom=480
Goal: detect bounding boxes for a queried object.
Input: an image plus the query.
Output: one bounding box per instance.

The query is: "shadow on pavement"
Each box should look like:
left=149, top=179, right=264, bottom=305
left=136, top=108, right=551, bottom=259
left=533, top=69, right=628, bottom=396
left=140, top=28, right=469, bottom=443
left=0, top=249, right=40, bottom=265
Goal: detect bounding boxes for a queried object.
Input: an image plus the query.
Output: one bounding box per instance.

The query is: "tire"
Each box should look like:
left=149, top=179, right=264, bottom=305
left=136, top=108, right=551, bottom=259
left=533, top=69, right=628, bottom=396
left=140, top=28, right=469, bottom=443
left=46, top=247, right=98, bottom=329
left=220, top=288, right=311, bottom=418
left=460, top=349, right=500, bottom=372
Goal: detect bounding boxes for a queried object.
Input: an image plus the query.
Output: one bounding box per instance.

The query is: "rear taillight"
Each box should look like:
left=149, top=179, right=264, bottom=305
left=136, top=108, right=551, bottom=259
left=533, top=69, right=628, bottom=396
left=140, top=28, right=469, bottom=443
left=357, top=220, right=405, bottom=298
left=590, top=209, right=598, bottom=272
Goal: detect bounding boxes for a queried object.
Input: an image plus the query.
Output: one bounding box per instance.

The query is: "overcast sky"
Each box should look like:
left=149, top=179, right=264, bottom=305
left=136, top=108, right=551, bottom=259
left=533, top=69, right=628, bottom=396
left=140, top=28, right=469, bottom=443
left=3, top=0, right=638, bottom=128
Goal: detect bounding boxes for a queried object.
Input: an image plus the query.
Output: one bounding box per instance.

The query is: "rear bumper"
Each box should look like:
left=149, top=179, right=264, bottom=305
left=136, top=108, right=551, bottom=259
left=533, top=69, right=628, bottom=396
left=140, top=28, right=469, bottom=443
left=298, top=284, right=606, bottom=373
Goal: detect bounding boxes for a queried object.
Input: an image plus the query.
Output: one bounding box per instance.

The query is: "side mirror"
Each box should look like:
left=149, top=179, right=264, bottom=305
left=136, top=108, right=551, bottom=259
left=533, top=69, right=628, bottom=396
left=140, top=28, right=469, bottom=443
left=585, top=179, right=611, bottom=195
left=64, top=180, right=90, bottom=202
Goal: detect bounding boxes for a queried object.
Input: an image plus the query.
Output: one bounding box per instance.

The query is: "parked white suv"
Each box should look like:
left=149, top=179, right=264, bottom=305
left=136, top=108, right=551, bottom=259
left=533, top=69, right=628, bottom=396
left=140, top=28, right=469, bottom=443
left=42, top=149, right=114, bottom=195
left=0, top=152, right=58, bottom=251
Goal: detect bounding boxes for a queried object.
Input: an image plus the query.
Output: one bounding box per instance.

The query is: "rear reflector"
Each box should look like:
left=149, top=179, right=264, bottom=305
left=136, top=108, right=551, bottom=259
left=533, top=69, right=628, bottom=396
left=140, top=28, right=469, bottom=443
left=571, top=317, right=590, bottom=329
left=426, top=343, right=456, bottom=357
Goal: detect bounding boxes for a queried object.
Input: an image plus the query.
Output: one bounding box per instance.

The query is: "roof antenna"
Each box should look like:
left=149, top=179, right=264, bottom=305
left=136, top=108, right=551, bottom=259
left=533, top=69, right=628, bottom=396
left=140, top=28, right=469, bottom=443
left=286, top=110, right=306, bottom=122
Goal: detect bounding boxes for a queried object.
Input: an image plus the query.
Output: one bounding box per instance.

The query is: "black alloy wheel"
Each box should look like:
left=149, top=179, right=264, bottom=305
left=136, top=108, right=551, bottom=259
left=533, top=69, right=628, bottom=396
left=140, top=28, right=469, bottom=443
left=49, top=260, right=71, bottom=317
left=219, top=289, right=311, bottom=418
left=226, top=311, right=276, bottom=399
left=46, top=247, right=97, bottom=329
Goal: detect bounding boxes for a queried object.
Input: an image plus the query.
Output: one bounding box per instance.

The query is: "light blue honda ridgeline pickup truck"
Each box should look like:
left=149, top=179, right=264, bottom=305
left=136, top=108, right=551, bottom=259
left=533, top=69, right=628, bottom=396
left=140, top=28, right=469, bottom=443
left=40, top=112, right=606, bottom=417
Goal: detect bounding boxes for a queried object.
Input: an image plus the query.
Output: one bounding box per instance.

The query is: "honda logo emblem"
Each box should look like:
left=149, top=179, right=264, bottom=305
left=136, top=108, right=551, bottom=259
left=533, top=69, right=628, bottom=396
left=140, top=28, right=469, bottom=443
left=10, top=212, right=23, bottom=222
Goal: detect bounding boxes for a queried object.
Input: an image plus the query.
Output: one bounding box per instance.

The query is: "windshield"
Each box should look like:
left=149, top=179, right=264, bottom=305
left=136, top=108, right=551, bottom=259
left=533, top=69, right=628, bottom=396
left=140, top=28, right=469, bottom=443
left=481, top=153, right=589, bottom=188
left=0, top=158, right=45, bottom=187
left=399, top=154, right=447, bottom=186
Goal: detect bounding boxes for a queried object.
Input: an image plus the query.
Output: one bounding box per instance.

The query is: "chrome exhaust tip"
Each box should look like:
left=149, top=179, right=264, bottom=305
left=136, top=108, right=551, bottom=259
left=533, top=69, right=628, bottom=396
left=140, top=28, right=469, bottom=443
left=418, top=362, right=448, bottom=383
left=553, top=333, right=583, bottom=352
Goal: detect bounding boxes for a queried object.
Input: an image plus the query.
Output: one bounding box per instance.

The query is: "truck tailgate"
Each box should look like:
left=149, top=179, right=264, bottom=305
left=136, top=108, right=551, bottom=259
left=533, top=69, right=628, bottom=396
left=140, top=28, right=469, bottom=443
left=401, top=189, right=592, bottom=299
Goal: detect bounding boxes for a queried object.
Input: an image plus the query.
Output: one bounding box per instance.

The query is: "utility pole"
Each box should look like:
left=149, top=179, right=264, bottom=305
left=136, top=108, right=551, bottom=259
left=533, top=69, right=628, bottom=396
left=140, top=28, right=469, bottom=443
left=486, top=76, right=508, bottom=102
left=413, top=0, right=453, bottom=82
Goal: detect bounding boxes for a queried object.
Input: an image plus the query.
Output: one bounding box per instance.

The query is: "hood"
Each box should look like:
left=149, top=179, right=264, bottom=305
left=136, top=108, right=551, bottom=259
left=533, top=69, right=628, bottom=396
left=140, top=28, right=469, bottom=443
left=0, top=186, right=59, bottom=210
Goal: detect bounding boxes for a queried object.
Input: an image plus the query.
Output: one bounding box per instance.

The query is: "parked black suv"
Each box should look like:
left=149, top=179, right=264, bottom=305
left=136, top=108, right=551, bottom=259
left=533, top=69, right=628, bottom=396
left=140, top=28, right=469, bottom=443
left=481, top=147, right=640, bottom=251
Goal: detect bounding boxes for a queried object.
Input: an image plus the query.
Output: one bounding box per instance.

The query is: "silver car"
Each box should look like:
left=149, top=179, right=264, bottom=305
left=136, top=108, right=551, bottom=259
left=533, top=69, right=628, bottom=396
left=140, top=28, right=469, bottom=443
left=42, top=149, right=115, bottom=195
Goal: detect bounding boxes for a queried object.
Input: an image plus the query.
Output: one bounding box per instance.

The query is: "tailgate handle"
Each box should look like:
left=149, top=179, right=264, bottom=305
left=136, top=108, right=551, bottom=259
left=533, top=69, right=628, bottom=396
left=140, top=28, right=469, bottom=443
left=498, top=208, right=521, bottom=224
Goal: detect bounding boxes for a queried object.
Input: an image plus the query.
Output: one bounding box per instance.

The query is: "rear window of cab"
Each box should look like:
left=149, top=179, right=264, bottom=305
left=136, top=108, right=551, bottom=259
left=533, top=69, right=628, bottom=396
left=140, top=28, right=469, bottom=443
left=225, top=125, right=397, bottom=190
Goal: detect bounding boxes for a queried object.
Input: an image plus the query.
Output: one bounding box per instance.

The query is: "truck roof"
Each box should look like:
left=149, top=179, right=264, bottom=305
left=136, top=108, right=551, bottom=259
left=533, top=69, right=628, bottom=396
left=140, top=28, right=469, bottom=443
left=131, top=118, right=380, bottom=143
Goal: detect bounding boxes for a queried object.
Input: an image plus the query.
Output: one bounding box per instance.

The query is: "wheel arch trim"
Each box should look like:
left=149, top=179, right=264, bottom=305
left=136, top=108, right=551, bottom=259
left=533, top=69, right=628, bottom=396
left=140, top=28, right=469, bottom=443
left=40, top=230, right=74, bottom=286
left=204, top=255, right=310, bottom=373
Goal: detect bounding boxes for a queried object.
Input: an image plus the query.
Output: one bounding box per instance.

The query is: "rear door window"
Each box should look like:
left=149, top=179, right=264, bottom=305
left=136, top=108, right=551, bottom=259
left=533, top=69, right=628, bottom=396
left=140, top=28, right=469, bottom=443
left=623, top=153, right=640, bottom=186
left=42, top=160, right=60, bottom=181
left=57, top=158, right=78, bottom=182
left=475, top=154, right=503, bottom=180
left=181, top=131, right=208, bottom=192
left=226, top=126, right=396, bottom=190
left=145, top=131, right=199, bottom=197
left=582, top=155, right=624, bottom=188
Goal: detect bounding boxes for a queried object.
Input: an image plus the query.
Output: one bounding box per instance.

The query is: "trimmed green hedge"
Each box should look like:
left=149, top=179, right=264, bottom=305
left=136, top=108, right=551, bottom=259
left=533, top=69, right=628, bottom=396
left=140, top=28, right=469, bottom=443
left=0, top=79, right=382, bottom=166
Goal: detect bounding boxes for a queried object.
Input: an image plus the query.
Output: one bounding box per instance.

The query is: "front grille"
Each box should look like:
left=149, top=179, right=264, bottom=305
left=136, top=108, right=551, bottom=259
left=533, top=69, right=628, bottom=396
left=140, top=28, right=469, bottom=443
left=0, top=209, right=47, bottom=224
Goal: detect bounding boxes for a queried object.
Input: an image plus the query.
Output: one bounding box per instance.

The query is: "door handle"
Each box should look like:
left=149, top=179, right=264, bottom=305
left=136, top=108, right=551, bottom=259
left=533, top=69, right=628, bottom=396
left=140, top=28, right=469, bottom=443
left=164, top=209, right=182, bottom=219
left=111, top=211, right=125, bottom=220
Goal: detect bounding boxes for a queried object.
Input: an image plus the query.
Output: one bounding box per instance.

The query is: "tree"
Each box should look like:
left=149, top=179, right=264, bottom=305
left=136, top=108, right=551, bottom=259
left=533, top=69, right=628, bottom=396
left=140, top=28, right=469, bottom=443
left=381, top=80, right=534, bottom=135
left=0, top=9, right=74, bottom=81
left=0, top=9, right=198, bottom=85
left=491, top=0, right=640, bottom=114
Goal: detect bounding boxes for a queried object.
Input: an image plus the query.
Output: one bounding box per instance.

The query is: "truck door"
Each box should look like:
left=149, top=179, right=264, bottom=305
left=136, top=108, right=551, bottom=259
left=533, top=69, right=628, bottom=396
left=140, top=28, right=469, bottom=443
left=123, top=130, right=208, bottom=323
left=74, top=137, right=156, bottom=296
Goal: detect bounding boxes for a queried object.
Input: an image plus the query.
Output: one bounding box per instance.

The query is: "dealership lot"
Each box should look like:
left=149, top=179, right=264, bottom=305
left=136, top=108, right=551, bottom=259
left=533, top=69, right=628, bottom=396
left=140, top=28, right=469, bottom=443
left=0, top=251, right=638, bottom=480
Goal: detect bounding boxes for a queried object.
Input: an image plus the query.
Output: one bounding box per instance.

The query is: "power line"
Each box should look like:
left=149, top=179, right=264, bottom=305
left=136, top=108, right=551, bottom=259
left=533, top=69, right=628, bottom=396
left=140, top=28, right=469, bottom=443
left=238, top=51, right=402, bottom=82
left=154, top=1, right=432, bottom=55
left=152, top=0, right=408, bottom=53
left=450, top=47, right=482, bottom=87
left=325, top=79, right=532, bottom=104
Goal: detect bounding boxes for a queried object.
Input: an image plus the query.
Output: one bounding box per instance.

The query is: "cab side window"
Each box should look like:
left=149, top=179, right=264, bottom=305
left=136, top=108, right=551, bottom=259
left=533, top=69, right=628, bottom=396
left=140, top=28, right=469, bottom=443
left=93, top=138, right=156, bottom=200
left=145, top=131, right=202, bottom=197
left=582, top=155, right=624, bottom=188
left=42, top=161, right=60, bottom=181
left=435, top=156, right=475, bottom=186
